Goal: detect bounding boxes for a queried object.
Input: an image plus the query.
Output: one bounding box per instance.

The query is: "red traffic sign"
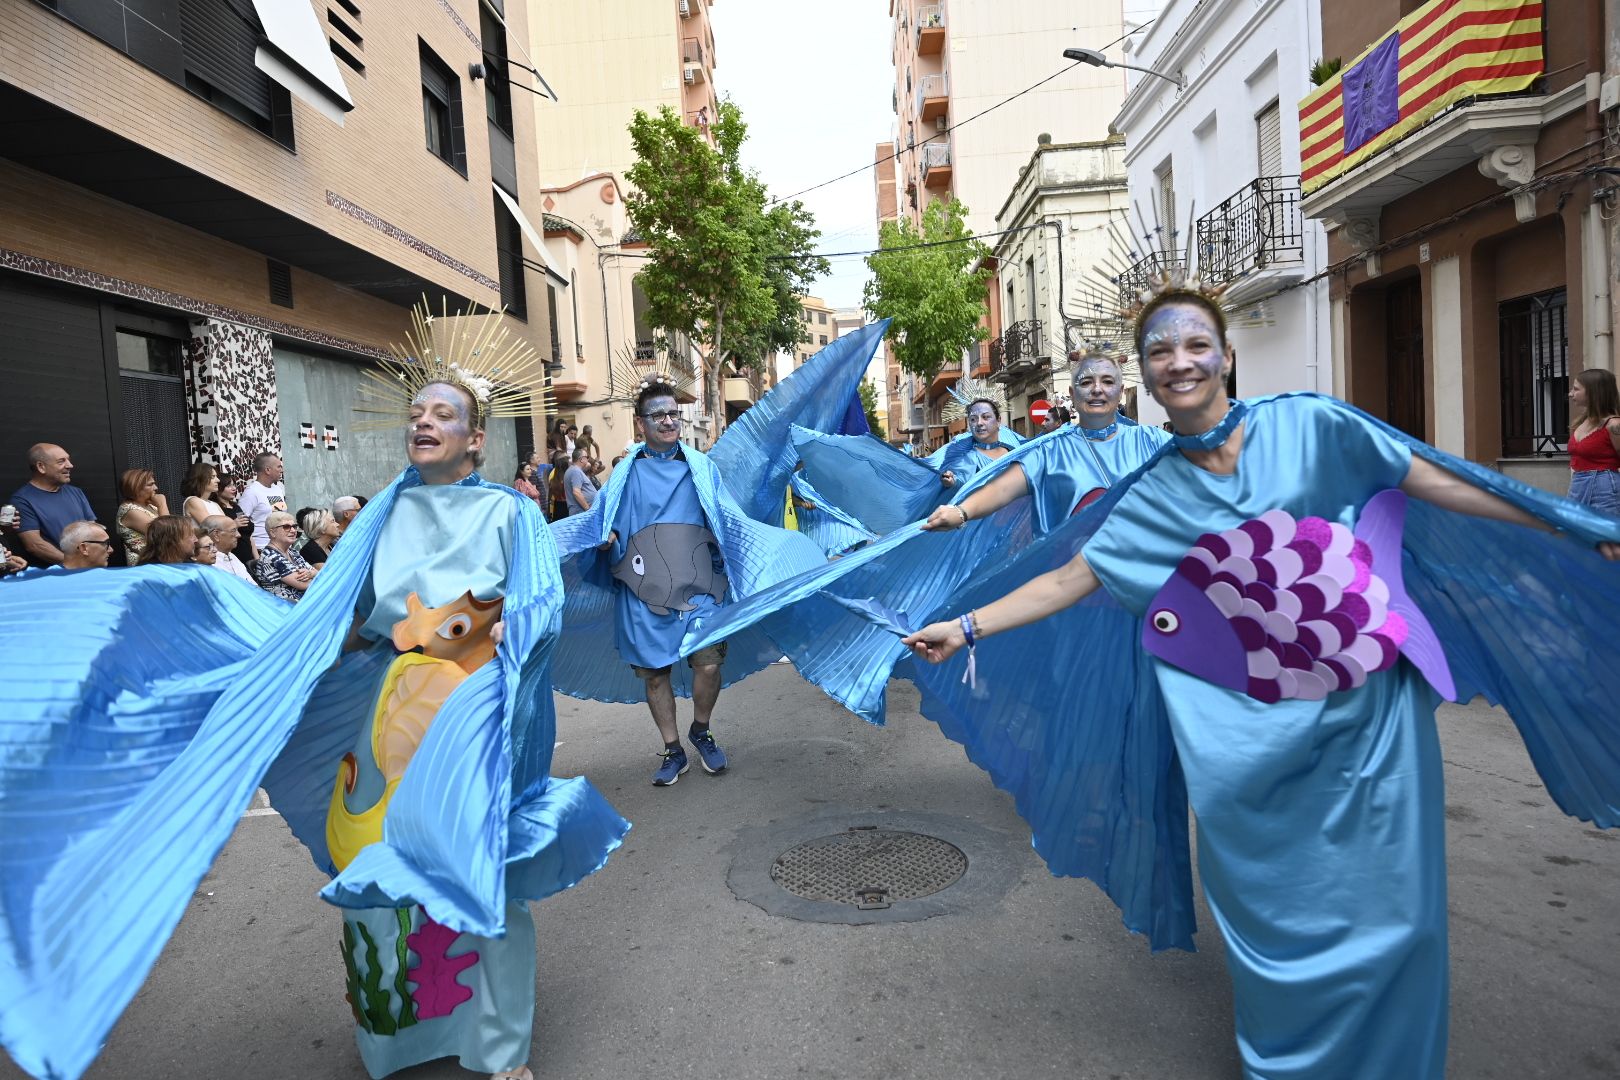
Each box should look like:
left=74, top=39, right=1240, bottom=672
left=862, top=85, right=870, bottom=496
left=1029, top=398, right=1052, bottom=423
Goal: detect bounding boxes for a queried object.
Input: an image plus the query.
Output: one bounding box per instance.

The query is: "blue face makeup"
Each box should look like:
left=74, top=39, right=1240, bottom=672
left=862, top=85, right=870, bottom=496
left=1074, top=359, right=1123, bottom=408
left=411, top=384, right=472, bottom=438
left=1141, top=306, right=1226, bottom=394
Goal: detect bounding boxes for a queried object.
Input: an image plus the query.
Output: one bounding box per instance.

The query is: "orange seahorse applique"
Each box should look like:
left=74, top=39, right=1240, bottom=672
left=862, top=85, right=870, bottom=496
left=326, top=591, right=504, bottom=871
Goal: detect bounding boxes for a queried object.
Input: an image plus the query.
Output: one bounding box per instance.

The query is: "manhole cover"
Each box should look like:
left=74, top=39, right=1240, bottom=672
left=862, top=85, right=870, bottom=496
left=770, top=828, right=967, bottom=906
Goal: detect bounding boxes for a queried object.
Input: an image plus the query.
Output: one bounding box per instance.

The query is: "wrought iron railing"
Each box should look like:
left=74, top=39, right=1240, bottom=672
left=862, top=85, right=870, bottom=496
left=986, top=336, right=1004, bottom=376
left=1195, top=176, right=1305, bottom=288
left=1114, top=251, right=1187, bottom=315
left=1499, top=288, right=1569, bottom=456
left=1003, top=320, right=1043, bottom=367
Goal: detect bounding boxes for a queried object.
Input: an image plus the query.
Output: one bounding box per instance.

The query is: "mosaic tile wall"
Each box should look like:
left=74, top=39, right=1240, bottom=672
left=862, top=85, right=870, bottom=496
left=184, top=319, right=282, bottom=481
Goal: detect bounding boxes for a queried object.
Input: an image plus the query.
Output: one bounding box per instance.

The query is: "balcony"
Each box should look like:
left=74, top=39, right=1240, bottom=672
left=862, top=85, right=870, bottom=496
left=916, top=4, right=944, bottom=55
left=917, top=72, right=947, bottom=123
left=632, top=339, right=697, bottom=402
left=682, top=37, right=705, bottom=83
left=686, top=108, right=713, bottom=139
left=920, top=141, right=952, bottom=190
left=724, top=375, right=758, bottom=407
left=1001, top=321, right=1045, bottom=373
left=1298, top=0, right=1566, bottom=230
left=985, top=336, right=1004, bottom=378
left=1114, top=250, right=1187, bottom=316
left=1196, top=176, right=1304, bottom=297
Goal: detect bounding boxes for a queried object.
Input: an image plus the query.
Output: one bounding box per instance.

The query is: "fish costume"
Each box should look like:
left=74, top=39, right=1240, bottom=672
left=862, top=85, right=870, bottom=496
left=548, top=322, right=889, bottom=703
left=680, top=392, right=1620, bottom=1079
left=0, top=307, right=627, bottom=1080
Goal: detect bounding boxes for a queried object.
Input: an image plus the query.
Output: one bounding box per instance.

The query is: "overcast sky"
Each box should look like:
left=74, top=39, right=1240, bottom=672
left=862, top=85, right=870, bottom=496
left=709, top=2, right=1168, bottom=313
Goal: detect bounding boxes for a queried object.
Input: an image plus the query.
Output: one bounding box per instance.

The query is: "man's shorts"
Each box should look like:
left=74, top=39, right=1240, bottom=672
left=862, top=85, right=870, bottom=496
left=630, top=640, right=727, bottom=680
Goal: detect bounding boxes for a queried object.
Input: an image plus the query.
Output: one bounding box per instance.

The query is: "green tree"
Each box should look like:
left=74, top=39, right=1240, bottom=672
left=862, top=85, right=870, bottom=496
left=859, top=378, right=885, bottom=438
left=863, top=198, right=992, bottom=379
left=625, top=101, right=827, bottom=429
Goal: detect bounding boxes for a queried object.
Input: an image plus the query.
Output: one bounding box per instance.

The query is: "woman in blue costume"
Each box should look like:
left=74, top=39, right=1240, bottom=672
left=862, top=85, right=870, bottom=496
left=900, top=288, right=1620, bottom=1079
left=0, top=314, right=626, bottom=1080
left=928, top=381, right=1026, bottom=493
left=922, top=350, right=1169, bottom=535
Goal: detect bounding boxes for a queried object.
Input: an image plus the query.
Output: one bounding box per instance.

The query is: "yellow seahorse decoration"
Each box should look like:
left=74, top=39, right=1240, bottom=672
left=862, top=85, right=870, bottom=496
left=326, top=591, right=503, bottom=871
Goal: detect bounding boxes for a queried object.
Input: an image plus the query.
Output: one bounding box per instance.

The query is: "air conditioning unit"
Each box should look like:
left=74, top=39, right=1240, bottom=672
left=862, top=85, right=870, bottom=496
left=679, top=0, right=691, bottom=17
left=935, top=115, right=947, bottom=132
left=683, top=67, right=695, bottom=84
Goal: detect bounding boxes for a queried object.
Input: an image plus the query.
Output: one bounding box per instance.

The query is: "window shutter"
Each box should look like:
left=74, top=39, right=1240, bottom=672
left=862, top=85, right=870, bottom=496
left=179, top=0, right=273, bottom=121
left=1256, top=101, right=1283, bottom=177
left=1157, top=165, right=1176, bottom=237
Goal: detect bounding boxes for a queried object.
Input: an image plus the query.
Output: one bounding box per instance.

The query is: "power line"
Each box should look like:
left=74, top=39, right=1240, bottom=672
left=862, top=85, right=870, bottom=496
left=770, top=20, right=1153, bottom=207
left=603, top=220, right=1046, bottom=263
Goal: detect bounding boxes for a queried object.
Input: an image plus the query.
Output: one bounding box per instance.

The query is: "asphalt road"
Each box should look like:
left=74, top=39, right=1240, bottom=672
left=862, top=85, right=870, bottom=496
left=6, top=666, right=1618, bottom=1080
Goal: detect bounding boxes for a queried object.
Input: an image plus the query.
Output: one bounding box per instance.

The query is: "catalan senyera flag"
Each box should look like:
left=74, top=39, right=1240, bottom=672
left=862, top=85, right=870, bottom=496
left=1300, top=0, right=1544, bottom=194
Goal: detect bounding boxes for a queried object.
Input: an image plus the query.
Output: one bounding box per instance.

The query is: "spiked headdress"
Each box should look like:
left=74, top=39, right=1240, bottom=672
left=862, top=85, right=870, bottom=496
left=353, top=297, right=551, bottom=431
left=941, top=373, right=1009, bottom=423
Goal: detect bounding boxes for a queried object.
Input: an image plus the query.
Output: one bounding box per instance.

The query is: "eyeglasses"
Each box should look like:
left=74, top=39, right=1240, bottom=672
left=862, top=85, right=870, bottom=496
left=81, top=538, right=112, bottom=547
left=640, top=411, right=682, bottom=425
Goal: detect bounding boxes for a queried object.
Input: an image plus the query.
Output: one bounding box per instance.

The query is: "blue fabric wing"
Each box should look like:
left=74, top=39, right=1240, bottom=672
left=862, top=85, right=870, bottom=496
left=789, top=472, right=876, bottom=557
left=708, top=320, right=890, bottom=524
left=1319, top=398, right=1620, bottom=827
left=792, top=425, right=951, bottom=535
left=0, top=474, right=625, bottom=1080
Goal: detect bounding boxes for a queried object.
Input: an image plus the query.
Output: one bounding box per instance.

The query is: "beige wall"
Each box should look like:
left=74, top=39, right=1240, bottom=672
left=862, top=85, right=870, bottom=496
left=528, top=0, right=719, bottom=190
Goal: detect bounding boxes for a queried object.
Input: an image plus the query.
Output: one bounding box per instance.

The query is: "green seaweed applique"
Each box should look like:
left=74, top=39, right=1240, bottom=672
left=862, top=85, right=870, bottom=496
left=340, top=922, right=368, bottom=1031
left=354, top=921, right=398, bottom=1036
left=392, top=908, right=419, bottom=1029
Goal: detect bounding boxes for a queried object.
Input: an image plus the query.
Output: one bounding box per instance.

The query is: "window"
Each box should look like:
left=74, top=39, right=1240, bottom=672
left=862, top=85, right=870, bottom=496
left=1156, top=161, right=1175, bottom=237
left=816, top=311, right=827, bottom=325
left=1024, top=256, right=1037, bottom=322
left=819, top=335, right=828, bottom=345
left=179, top=0, right=295, bottom=149
left=479, top=4, right=514, bottom=136
left=115, top=331, right=183, bottom=378
left=570, top=270, right=583, bottom=359
left=1256, top=100, right=1282, bottom=177
left=494, top=194, right=527, bottom=319
left=421, top=41, right=466, bottom=174
left=546, top=285, right=562, bottom=368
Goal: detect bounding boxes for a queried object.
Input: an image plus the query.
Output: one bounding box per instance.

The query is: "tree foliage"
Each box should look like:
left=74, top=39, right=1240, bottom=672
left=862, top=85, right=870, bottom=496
left=625, top=101, right=828, bottom=429
left=862, top=198, right=991, bottom=379
left=858, top=378, right=885, bottom=438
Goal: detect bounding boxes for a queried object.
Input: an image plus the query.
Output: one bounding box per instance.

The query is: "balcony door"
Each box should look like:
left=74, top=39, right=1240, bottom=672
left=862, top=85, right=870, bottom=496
left=1499, top=289, right=1569, bottom=456
left=1384, top=277, right=1426, bottom=439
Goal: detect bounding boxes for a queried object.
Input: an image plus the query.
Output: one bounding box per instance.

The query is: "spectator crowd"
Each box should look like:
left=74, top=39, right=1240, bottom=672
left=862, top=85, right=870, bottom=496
left=2, top=423, right=617, bottom=602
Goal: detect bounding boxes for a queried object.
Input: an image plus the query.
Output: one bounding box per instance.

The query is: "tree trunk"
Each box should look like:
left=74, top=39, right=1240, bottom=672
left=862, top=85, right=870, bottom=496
left=708, top=307, right=726, bottom=443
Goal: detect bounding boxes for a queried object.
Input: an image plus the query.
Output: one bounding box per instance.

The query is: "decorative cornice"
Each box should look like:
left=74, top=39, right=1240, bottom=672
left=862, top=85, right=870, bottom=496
left=434, top=0, right=481, bottom=48
left=325, top=191, right=498, bottom=291
left=0, top=246, right=389, bottom=358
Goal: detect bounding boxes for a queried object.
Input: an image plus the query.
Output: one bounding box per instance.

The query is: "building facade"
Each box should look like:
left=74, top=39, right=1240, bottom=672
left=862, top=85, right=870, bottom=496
left=526, top=0, right=720, bottom=189
left=985, top=137, right=1130, bottom=436
left=884, top=0, right=1125, bottom=234
left=1302, top=0, right=1612, bottom=493
left=1114, top=0, right=1332, bottom=428
left=1, top=0, right=555, bottom=539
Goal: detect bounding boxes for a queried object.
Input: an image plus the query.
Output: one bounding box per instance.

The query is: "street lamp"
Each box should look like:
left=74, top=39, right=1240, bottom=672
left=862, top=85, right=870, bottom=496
left=1063, top=47, right=1186, bottom=90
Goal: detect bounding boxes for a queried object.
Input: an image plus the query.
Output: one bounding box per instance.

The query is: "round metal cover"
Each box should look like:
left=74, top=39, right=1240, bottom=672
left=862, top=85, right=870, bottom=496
left=770, top=828, right=967, bottom=905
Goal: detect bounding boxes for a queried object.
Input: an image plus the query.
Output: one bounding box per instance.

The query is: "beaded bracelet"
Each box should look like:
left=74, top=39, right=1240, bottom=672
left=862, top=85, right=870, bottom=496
left=958, top=611, right=978, bottom=689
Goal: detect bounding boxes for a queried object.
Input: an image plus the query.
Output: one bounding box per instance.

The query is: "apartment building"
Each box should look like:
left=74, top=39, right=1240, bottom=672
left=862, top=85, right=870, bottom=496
left=884, top=0, right=1125, bottom=235
left=0, top=0, right=556, bottom=528
left=1302, top=0, right=1611, bottom=492
left=527, top=0, right=720, bottom=188
left=1113, top=0, right=1332, bottom=429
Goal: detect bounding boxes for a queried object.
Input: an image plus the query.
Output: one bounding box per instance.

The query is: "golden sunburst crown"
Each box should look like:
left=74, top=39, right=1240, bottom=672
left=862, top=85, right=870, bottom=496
left=941, top=373, right=1010, bottom=423
left=352, top=297, right=553, bottom=432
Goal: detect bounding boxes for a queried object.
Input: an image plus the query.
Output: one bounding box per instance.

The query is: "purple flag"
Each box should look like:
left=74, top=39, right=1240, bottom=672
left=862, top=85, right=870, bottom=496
left=1342, top=32, right=1401, bottom=154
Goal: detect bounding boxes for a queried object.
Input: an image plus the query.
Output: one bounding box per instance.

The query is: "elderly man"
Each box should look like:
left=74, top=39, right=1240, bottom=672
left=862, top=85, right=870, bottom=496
left=9, top=444, right=96, bottom=566
left=202, top=515, right=256, bottom=584
left=57, top=520, right=113, bottom=570
left=332, top=495, right=362, bottom=533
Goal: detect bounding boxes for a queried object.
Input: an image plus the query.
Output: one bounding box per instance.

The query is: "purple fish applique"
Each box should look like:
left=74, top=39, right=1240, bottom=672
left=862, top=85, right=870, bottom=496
left=1141, top=489, right=1455, bottom=703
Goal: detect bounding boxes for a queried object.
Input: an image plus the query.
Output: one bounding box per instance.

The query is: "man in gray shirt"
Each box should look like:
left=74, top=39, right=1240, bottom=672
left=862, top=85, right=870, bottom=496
left=564, top=447, right=594, bottom=516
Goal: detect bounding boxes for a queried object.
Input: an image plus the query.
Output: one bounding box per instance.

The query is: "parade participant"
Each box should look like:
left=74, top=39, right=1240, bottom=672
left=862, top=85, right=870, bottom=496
left=546, top=325, right=890, bottom=765
left=895, top=281, right=1620, bottom=1079
left=0, top=303, right=626, bottom=1080
left=922, top=350, right=1169, bottom=535
left=930, top=379, right=1025, bottom=491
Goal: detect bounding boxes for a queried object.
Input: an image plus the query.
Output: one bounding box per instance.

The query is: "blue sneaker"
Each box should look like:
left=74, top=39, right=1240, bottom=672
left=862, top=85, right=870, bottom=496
left=653, top=746, right=689, bottom=786
left=688, top=727, right=728, bottom=774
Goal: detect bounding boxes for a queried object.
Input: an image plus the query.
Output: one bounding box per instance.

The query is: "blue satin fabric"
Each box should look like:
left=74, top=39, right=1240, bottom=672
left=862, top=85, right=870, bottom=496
left=549, top=444, right=827, bottom=703
left=0, top=468, right=628, bottom=1080
left=789, top=472, right=876, bottom=557
left=707, top=320, right=890, bottom=526
left=682, top=393, right=1620, bottom=1077
left=926, top=427, right=1026, bottom=487
left=791, top=426, right=952, bottom=535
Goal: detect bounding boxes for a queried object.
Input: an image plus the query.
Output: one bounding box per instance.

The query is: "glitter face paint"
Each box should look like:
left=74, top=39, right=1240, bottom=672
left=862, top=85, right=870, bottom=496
left=1141, top=305, right=1226, bottom=401
left=967, top=402, right=999, bottom=444
left=638, top=394, right=681, bottom=452
left=411, top=383, right=473, bottom=439
left=1073, top=358, right=1123, bottom=419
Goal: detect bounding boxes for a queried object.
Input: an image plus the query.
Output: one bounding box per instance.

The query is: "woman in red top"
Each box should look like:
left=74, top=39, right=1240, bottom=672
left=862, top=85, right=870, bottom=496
left=1568, top=368, right=1620, bottom=515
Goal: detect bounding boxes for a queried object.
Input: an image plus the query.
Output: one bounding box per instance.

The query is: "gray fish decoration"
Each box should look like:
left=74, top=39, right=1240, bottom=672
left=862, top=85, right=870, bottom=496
left=611, top=523, right=730, bottom=616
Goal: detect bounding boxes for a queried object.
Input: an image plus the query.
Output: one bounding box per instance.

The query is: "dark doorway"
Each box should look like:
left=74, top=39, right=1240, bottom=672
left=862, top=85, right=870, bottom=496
left=1498, top=288, right=1568, bottom=457
left=1384, top=277, right=1426, bottom=439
